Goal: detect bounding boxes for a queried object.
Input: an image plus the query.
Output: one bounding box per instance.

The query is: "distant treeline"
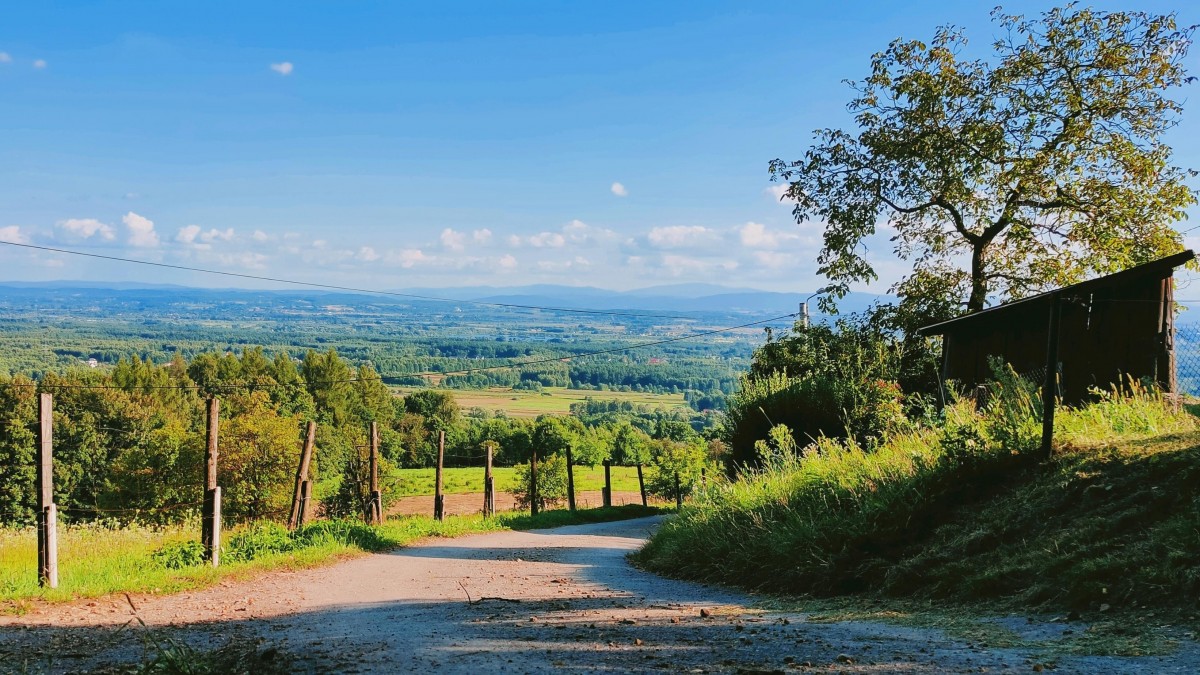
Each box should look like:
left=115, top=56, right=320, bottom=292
left=0, top=347, right=722, bottom=528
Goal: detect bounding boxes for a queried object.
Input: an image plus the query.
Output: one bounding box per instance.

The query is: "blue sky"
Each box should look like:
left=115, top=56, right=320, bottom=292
left=1, top=1, right=1197, bottom=293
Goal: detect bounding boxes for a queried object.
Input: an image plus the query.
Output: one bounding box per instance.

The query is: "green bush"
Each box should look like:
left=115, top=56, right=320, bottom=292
left=152, top=539, right=206, bottom=570
left=509, top=453, right=568, bottom=511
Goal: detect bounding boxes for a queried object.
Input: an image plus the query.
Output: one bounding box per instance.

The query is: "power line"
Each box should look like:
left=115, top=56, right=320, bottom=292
left=0, top=241, right=707, bottom=321
left=4, top=312, right=798, bottom=391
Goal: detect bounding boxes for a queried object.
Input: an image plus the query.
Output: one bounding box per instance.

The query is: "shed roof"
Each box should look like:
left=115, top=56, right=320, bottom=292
left=918, top=250, right=1196, bottom=336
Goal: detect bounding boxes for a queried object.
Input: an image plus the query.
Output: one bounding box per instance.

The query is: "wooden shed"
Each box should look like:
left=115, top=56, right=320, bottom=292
left=918, top=251, right=1194, bottom=404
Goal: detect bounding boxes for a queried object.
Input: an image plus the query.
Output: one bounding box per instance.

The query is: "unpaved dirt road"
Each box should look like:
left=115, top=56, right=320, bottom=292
left=2, top=516, right=1198, bottom=673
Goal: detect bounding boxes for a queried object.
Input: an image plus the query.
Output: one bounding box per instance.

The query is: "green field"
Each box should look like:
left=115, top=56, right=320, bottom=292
left=394, top=386, right=689, bottom=418
left=388, top=464, right=645, bottom=497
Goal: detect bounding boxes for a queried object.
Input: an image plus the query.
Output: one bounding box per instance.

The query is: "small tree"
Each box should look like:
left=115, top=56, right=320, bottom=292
left=646, top=438, right=710, bottom=504
left=510, top=453, right=568, bottom=512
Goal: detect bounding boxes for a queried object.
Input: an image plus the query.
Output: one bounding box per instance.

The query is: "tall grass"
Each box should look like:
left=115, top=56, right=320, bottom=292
left=634, top=383, right=1200, bottom=612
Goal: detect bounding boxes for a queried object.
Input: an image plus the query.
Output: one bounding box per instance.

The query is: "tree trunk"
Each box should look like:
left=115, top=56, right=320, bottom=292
left=968, top=242, right=988, bottom=313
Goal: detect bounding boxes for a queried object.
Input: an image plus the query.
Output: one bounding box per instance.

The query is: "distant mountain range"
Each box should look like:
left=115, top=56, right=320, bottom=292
left=0, top=280, right=887, bottom=317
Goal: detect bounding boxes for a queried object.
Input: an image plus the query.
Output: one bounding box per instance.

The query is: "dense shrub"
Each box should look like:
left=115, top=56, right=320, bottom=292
left=509, top=453, right=568, bottom=511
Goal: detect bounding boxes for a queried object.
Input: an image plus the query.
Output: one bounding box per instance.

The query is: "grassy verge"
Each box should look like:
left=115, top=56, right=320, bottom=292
left=388, top=464, right=644, bottom=497
left=0, top=504, right=661, bottom=612
left=632, top=390, right=1200, bottom=651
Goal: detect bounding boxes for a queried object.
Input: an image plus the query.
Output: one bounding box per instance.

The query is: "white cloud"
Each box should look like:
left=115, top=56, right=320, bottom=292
left=175, top=225, right=201, bottom=244
left=199, top=227, right=234, bottom=243
left=528, top=232, right=566, bottom=248
left=32, top=59, right=46, bottom=69
left=269, top=61, right=294, bottom=75
left=497, top=254, right=518, bottom=270
left=0, top=53, right=11, bottom=64
left=357, top=246, right=380, bottom=262
left=440, top=228, right=467, bottom=252
left=312, top=239, right=327, bottom=248
left=0, top=225, right=28, bottom=244
left=611, top=182, right=628, bottom=197
left=252, top=230, right=269, bottom=242
left=472, top=228, right=493, bottom=244
left=59, top=218, right=116, bottom=241
left=647, top=225, right=714, bottom=249
left=123, top=212, right=159, bottom=247
left=506, top=234, right=522, bottom=248
left=738, top=221, right=797, bottom=249
left=385, top=248, right=427, bottom=268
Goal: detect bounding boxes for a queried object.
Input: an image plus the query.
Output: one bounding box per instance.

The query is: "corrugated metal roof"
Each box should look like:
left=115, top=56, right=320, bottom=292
left=918, top=250, right=1195, bottom=336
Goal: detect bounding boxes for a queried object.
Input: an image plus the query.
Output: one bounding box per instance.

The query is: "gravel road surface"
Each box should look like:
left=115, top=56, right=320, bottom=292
left=2, top=516, right=1197, bottom=673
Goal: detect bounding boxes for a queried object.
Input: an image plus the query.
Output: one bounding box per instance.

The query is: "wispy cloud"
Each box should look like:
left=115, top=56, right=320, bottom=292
left=0, top=52, right=11, bottom=64
left=440, top=228, right=466, bottom=252
left=269, top=61, right=294, bottom=76
left=611, top=182, right=628, bottom=197
left=0, top=225, right=28, bottom=244
left=123, top=212, right=159, bottom=247
left=58, top=218, right=116, bottom=241
left=647, top=225, right=715, bottom=249
left=32, top=59, right=46, bottom=69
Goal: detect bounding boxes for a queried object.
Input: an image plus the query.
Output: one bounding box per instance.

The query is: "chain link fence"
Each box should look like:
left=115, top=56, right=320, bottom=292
left=1176, top=323, right=1200, bottom=397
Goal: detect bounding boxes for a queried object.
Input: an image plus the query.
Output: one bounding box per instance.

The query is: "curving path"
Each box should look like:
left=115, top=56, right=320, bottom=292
left=1, top=517, right=1197, bottom=673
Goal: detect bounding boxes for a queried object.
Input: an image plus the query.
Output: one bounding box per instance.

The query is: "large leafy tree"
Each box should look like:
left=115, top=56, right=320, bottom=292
left=770, top=6, right=1196, bottom=317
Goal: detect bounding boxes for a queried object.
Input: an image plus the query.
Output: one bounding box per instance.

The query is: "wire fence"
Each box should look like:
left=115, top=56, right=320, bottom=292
left=1176, top=323, right=1200, bottom=397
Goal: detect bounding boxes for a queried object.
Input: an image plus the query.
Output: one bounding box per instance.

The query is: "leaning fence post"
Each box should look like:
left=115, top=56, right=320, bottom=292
left=368, top=421, right=382, bottom=525
left=637, top=463, right=647, bottom=507
left=434, top=430, right=445, bottom=521
left=674, top=471, right=682, bottom=510
left=37, top=393, right=57, bottom=588
left=483, top=443, right=495, bottom=517
left=565, top=445, right=577, bottom=512
left=602, top=459, right=612, bottom=508
left=289, top=421, right=317, bottom=530
left=202, top=396, right=221, bottom=566
left=530, top=445, right=539, bottom=517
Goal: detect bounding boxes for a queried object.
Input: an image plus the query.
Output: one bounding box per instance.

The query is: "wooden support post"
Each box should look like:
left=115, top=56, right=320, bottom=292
left=201, top=397, right=220, bottom=564
left=37, top=393, right=57, bottom=588
left=1040, top=294, right=1063, bottom=460
left=674, top=472, right=683, bottom=510
left=209, top=486, right=221, bottom=567
left=483, top=443, right=495, bottom=517
left=530, top=445, right=539, bottom=517
left=289, top=421, right=317, bottom=530
left=602, top=459, right=612, bottom=508
left=368, top=422, right=381, bottom=524
left=637, top=463, right=647, bottom=507
left=298, top=480, right=312, bottom=528
left=701, top=467, right=707, bottom=488
left=565, top=446, right=577, bottom=512
left=434, top=430, right=445, bottom=521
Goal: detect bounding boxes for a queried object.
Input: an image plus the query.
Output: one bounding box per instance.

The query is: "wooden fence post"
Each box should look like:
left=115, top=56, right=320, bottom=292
left=289, top=421, right=317, bottom=530
left=434, top=430, right=445, bottom=521
left=530, top=445, right=539, bottom=517
left=37, top=393, right=57, bottom=588
left=1040, top=293, right=1063, bottom=459
left=368, top=422, right=382, bottom=525
left=565, top=446, right=576, bottom=512
left=674, top=472, right=682, bottom=510
left=201, top=397, right=221, bottom=566
left=602, top=459, right=612, bottom=508
left=636, top=463, right=647, bottom=507
left=483, top=443, right=495, bottom=517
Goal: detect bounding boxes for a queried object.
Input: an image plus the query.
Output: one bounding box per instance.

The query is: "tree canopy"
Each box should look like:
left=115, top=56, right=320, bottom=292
left=770, top=5, right=1197, bottom=318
